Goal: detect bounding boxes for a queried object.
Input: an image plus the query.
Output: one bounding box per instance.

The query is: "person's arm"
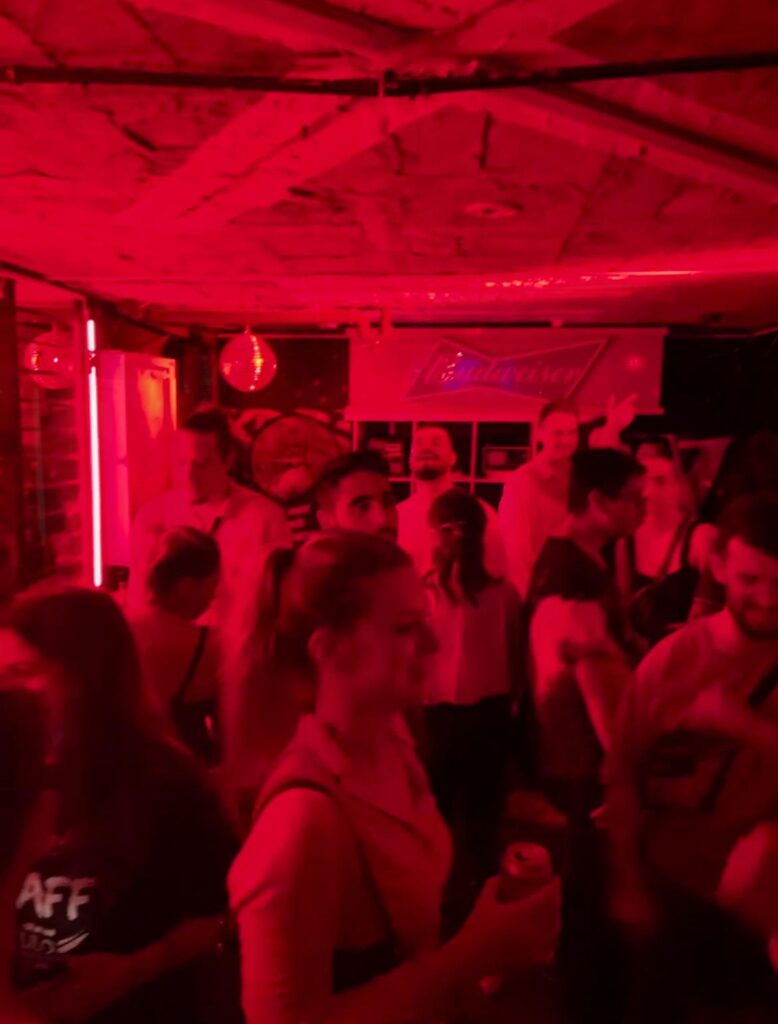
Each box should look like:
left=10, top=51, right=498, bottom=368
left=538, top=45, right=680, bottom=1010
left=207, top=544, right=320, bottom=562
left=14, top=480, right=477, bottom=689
left=21, top=917, right=225, bottom=1023
left=531, top=597, right=627, bottom=752
left=235, top=791, right=561, bottom=1024
left=498, top=473, right=537, bottom=599
left=587, top=394, right=638, bottom=450
left=604, top=647, right=673, bottom=935
left=260, top=499, right=293, bottom=547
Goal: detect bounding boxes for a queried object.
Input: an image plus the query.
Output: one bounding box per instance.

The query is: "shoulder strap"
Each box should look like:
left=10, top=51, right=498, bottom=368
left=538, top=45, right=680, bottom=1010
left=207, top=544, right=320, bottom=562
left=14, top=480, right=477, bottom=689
left=748, top=660, right=778, bottom=709
left=249, top=778, right=396, bottom=942
left=701, top=659, right=778, bottom=813
left=657, top=518, right=691, bottom=580
left=173, top=626, right=209, bottom=704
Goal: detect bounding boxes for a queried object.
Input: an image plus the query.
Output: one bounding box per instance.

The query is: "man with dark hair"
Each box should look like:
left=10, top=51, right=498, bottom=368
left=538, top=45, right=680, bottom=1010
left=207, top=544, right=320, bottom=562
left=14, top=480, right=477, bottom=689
left=500, top=396, right=636, bottom=596
left=129, top=406, right=291, bottom=618
left=397, top=424, right=506, bottom=576
left=315, top=449, right=398, bottom=541
left=524, top=448, right=645, bottom=1024
left=527, top=449, right=645, bottom=799
left=608, top=492, right=778, bottom=1020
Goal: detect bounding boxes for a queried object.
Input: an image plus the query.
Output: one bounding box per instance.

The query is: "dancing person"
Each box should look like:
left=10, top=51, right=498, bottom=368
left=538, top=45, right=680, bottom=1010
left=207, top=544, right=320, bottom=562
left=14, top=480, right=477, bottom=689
left=616, top=453, right=716, bottom=646
left=423, top=490, right=523, bottom=927
left=608, top=493, right=778, bottom=1022
left=500, top=396, right=636, bottom=597
left=129, top=527, right=222, bottom=763
left=397, top=424, right=506, bottom=577
left=229, top=531, right=560, bottom=1024
left=525, top=448, right=645, bottom=1024
left=128, top=407, right=291, bottom=622
left=315, top=450, right=398, bottom=540
left=3, top=588, right=236, bottom=1024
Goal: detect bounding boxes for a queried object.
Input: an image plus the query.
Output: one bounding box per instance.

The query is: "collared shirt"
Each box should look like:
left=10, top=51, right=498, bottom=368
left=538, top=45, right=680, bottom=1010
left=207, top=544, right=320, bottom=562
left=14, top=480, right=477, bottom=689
left=128, top=482, right=292, bottom=626
left=499, top=459, right=569, bottom=597
left=229, top=715, right=451, bottom=1024
left=397, top=490, right=507, bottom=579
left=425, top=577, right=523, bottom=706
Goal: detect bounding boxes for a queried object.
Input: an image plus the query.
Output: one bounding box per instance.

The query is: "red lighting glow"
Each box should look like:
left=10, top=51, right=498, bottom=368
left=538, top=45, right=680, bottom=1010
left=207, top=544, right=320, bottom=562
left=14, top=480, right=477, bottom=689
left=86, top=318, right=103, bottom=588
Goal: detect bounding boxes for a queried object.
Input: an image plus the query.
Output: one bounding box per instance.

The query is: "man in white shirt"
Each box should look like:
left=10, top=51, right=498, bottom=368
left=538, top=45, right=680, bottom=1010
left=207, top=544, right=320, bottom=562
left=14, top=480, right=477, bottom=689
left=500, top=396, right=636, bottom=597
left=128, top=408, right=291, bottom=623
left=398, top=425, right=506, bottom=578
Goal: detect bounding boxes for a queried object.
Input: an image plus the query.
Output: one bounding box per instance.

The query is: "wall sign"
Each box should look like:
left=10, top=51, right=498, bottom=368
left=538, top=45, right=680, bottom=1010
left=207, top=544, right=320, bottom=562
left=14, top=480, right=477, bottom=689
left=407, top=338, right=605, bottom=400
left=349, top=327, right=665, bottom=421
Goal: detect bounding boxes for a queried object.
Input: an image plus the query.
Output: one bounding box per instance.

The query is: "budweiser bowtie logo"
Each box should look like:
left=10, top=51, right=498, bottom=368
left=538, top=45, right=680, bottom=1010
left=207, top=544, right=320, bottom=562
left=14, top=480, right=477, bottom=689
left=407, top=339, right=607, bottom=400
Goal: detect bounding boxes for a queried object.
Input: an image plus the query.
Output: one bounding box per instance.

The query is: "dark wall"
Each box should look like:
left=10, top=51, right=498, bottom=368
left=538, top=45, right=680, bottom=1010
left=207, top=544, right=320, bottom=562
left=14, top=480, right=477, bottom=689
left=217, top=335, right=349, bottom=414
left=661, top=330, right=778, bottom=436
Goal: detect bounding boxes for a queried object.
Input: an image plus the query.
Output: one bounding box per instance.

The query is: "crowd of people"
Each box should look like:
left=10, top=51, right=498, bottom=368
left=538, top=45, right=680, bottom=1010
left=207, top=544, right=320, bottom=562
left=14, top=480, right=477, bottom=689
left=1, top=400, right=777, bottom=1024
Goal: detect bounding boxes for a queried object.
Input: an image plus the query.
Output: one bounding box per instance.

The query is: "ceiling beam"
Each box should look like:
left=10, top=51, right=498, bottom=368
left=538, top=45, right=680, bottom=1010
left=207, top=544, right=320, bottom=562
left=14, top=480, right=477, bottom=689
left=166, top=96, right=449, bottom=228
left=462, top=86, right=778, bottom=201
left=135, top=0, right=410, bottom=57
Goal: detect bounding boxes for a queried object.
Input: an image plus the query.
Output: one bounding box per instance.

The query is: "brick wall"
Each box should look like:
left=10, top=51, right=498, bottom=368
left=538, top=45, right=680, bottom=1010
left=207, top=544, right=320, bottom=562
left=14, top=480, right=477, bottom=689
left=17, top=319, right=84, bottom=586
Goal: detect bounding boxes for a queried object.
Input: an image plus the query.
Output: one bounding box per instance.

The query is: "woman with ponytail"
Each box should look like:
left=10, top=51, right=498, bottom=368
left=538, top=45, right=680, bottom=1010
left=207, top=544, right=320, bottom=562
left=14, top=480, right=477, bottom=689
left=228, top=530, right=559, bottom=1024
left=423, top=489, right=525, bottom=926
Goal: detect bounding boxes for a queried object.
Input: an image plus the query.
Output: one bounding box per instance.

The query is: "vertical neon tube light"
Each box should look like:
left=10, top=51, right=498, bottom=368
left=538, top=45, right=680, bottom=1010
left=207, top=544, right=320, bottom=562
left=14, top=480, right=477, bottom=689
left=86, top=318, right=103, bottom=587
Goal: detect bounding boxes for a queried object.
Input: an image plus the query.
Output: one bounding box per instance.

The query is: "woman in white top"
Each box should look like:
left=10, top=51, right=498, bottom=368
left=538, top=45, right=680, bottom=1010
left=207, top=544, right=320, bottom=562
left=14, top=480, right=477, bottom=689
left=424, top=490, right=524, bottom=926
left=129, top=527, right=222, bottom=762
left=228, top=531, right=559, bottom=1024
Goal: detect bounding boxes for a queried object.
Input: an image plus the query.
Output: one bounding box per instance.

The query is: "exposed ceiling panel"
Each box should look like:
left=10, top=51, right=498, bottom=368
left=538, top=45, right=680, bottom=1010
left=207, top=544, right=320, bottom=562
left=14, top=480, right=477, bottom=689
left=0, top=0, right=776, bottom=327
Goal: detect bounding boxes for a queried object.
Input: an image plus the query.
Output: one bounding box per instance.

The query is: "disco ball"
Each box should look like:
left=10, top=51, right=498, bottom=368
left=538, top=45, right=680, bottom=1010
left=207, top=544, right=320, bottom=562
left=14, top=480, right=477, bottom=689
left=219, top=329, right=278, bottom=393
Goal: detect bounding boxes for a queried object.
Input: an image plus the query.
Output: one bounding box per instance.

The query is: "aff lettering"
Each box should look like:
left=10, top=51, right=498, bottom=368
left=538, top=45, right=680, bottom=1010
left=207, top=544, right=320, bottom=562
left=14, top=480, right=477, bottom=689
left=16, top=873, right=96, bottom=921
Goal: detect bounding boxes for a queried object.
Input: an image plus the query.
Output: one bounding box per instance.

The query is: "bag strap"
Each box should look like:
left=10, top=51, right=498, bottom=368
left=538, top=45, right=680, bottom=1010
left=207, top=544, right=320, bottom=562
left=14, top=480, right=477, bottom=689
left=173, top=626, right=209, bottom=705
left=701, top=659, right=778, bottom=812
left=243, top=779, right=395, bottom=942
left=656, top=518, right=691, bottom=581
left=747, top=659, right=778, bottom=709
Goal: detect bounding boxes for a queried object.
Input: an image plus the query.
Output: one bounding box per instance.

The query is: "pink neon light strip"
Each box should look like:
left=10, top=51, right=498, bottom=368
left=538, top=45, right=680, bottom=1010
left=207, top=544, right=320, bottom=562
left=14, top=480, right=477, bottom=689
left=86, top=319, right=103, bottom=588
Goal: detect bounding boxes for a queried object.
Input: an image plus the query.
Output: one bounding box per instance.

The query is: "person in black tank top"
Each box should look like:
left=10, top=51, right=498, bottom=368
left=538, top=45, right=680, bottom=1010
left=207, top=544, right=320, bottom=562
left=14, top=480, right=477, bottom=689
left=130, top=528, right=223, bottom=763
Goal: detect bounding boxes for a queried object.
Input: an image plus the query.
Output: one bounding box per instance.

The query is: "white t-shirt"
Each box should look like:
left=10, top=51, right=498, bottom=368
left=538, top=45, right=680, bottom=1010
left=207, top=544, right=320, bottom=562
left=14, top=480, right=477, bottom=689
left=425, top=577, right=523, bottom=706
left=128, top=482, right=291, bottom=627
left=499, top=460, right=569, bottom=597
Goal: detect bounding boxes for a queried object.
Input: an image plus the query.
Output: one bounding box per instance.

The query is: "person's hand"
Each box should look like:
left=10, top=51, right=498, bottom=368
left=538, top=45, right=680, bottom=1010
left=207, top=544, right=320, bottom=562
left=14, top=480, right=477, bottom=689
left=25, top=953, right=137, bottom=1023
left=454, top=876, right=561, bottom=976
left=605, top=393, right=638, bottom=435
left=682, top=686, right=741, bottom=733
left=610, top=881, right=662, bottom=942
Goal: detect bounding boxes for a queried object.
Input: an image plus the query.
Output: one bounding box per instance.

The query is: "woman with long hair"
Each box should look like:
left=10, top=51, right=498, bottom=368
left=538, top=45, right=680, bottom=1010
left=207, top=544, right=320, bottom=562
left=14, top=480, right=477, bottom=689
left=1, top=588, right=235, bottom=1024
left=616, top=452, right=717, bottom=645
left=229, top=530, right=558, bottom=1024
left=423, top=489, right=524, bottom=926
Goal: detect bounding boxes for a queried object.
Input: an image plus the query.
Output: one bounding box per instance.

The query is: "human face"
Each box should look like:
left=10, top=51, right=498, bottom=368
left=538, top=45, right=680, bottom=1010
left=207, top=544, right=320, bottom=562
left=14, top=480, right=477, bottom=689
left=316, top=567, right=439, bottom=714
left=174, top=431, right=230, bottom=503
left=715, top=538, right=778, bottom=641
left=641, top=457, right=681, bottom=516
left=319, top=471, right=398, bottom=541
left=593, top=473, right=646, bottom=538
left=411, top=427, right=456, bottom=483
left=537, top=412, right=579, bottom=464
